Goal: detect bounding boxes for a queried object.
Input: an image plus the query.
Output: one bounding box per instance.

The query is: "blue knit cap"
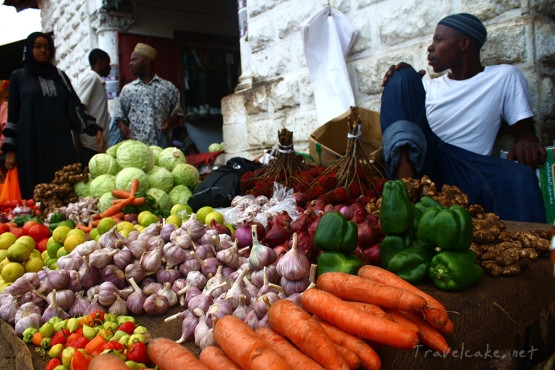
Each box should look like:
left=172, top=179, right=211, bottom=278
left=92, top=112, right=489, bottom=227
left=438, top=13, right=487, bottom=48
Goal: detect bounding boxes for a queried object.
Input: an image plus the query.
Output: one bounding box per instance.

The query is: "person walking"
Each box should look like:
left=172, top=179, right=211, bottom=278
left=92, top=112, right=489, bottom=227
left=75, top=48, right=112, bottom=166
left=113, top=43, right=183, bottom=147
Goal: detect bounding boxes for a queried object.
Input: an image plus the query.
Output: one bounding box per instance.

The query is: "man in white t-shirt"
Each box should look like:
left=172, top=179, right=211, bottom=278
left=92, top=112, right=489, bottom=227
left=380, top=13, right=546, bottom=222
left=76, top=49, right=112, bottom=166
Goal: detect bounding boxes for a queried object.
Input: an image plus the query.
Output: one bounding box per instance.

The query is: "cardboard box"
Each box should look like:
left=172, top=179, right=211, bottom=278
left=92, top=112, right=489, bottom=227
left=538, top=146, right=555, bottom=223
left=308, top=106, right=383, bottom=166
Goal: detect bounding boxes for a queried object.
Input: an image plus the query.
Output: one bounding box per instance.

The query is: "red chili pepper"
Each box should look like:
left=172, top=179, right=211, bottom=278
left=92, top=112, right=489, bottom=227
left=90, top=310, right=105, bottom=324
left=51, top=329, right=70, bottom=347
left=45, top=358, right=62, bottom=370
left=126, top=341, right=150, bottom=365
left=71, top=349, right=91, bottom=370
left=117, top=321, right=136, bottom=335
left=102, top=341, right=125, bottom=352
left=66, top=336, right=89, bottom=349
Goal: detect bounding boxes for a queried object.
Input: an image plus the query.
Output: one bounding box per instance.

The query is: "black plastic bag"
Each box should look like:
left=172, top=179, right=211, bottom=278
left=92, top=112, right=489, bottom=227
left=189, top=157, right=262, bottom=211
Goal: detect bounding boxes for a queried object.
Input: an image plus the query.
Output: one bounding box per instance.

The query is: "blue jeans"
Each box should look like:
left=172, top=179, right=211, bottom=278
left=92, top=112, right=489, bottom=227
left=380, top=67, right=546, bottom=223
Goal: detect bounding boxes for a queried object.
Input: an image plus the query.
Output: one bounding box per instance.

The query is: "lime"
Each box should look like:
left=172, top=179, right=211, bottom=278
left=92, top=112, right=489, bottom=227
left=171, top=204, right=192, bottom=216
left=0, top=257, right=9, bottom=271
left=166, top=214, right=182, bottom=228
left=46, top=239, right=63, bottom=259
left=138, top=211, right=158, bottom=227
left=97, top=218, right=117, bottom=235
left=1, top=262, right=25, bottom=282
left=204, top=211, right=224, bottom=226
left=116, top=221, right=134, bottom=233
left=56, top=247, right=68, bottom=258
left=24, top=256, right=43, bottom=272
left=196, top=206, right=214, bottom=224
left=89, top=228, right=99, bottom=241
left=52, top=226, right=72, bottom=244
left=16, top=235, right=36, bottom=252
left=0, top=232, right=17, bottom=250
left=63, top=234, right=86, bottom=253
left=0, top=250, right=6, bottom=262
left=7, top=242, right=31, bottom=263
left=67, top=228, right=87, bottom=241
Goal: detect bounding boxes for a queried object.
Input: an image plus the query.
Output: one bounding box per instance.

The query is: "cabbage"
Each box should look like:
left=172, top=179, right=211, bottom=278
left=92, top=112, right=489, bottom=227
left=88, top=153, right=118, bottom=178
left=169, top=185, right=193, bottom=206
left=150, top=145, right=164, bottom=161
left=146, top=188, right=172, bottom=210
left=97, top=192, right=117, bottom=213
left=172, top=163, right=200, bottom=189
left=158, top=147, right=186, bottom=171
left=116, top=140, right=155, bottom=172
left=89, top=174, right=116, bottom=199
left=147, top=166, right=174, bottom=193
left=208, top=143, right=221, bottom=153
left=73, top=181, right=90, bottom=197
left=115, top=167, right=149, bottom=192
left=106, top=141, right=123, bottom=158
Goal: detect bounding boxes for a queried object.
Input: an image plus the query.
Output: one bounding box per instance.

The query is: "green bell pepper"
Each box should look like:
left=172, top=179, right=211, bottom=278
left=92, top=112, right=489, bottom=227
left=313, top=211, right=358, bottom=254
left=428, top=249, right=483, bottom=291
left=317, top=251, right=362, bottom=276
left=414, top=196, right=443, bottom=213
left=386, top=240, right=436, bottom=284
left=379, top=233, right=413, bottom=268
left=416, top=205, right=473, bottom=251
left=379, top=180, right=414, bottom=235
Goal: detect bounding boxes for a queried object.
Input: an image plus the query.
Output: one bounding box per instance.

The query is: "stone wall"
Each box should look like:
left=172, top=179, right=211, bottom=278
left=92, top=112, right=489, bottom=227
left=222, top=0, right=555, bottom=161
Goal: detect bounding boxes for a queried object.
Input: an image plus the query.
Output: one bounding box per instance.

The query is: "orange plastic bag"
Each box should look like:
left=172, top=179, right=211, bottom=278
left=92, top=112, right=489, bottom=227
left=0, top=167, right=22, bottom=203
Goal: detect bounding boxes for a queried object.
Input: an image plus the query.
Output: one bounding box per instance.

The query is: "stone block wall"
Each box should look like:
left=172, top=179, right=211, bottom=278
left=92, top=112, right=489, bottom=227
left=222, top=0, right=555, bottom=161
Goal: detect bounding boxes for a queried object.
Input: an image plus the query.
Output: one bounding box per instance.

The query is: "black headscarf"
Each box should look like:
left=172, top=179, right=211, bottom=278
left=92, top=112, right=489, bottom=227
left=23, top=32, right=60, bottom=80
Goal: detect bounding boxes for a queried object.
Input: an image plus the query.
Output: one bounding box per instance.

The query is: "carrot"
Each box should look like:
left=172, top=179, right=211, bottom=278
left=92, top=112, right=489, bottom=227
left=333, top=343, right=361, bottom=370
left=100, top=196, right=135, bottom=218
left=313, top=318, right=381, bottom=370
left=384, top=309, right=419, bottom=333
left=76, top=223, right=93, bottom=233
left=267, top=298, right=349, bottom=370
left=255, top=327, right=324, bottom=370
left=214, top=315, right=293, bottom=370
left=147, top=337, right=210, bottom=370
left=357, top=265, right=454, bottom=335
left=113, top=196, right=146, bottom=206
left=88, top=353, right=129, bottom=370
left=301, top=287, right=420, bottom=350
left=199, top=346, right=242, bottom=370
left=111, top=189, right=131, bottom=199
left=401, top=311, right=452, bottom=354
left=316, top=271, right=428, bottom=313
left=344, top=301, right=392, bottom=320
left=130, top=178, right=139, bottom=196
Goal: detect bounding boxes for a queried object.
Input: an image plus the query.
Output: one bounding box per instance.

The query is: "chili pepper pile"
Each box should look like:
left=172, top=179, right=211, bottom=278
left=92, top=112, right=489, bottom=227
left=21, top=311, right=153, bottom=370
left=379, top=179, right=483, bottom=291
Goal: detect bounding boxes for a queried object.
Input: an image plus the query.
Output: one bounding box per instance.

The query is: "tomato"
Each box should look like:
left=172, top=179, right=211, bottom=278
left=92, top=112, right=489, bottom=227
left=37, top=238, right=48, bottom=253
left=22, top=220, right=42, bottom=233
left=0, top=223, right=10, bottom=235
left=10, top=227, right=27, bottom=238
left=28, top=224, right=51, bottom=243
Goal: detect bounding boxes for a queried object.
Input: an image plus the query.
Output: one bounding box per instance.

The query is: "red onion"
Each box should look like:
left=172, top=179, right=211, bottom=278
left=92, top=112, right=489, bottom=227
left=208, top=219, right=232, bottom=236
left=233, top=223, right=253, bottom=249
left=357, top=218, right=382, bottom=247
left=290, top=210, right=316, bottom=234
left=264, top=223, right=291, bottom=247
left=343, top=202, right=367, bottom=221
left=292, top=192, right=308, bottom=207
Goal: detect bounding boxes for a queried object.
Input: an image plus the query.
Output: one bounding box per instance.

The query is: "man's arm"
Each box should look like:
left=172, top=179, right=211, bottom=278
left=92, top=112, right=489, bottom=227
left=507, top=117, right=546, bottom=169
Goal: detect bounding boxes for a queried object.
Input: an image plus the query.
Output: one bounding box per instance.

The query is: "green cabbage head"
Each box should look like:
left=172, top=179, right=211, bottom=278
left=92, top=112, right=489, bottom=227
left=116, top=140, right=155, bottom=172
left=172, top=163, right=199, bottom=189
left=147, top=166, right=174, bottom=193
left=169, top=185, right=193, bottom=206
left=89, top=174, right=116, bottom=199
left=115, top=167, right=149, bottom=192
left=88, top=153, right=118, bottom=178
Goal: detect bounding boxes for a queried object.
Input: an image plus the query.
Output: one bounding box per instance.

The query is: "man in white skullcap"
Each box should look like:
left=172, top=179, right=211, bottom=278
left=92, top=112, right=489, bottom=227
left=113, top=42, right=183, bottom=148
left=380, top=13, right=546, bottom=223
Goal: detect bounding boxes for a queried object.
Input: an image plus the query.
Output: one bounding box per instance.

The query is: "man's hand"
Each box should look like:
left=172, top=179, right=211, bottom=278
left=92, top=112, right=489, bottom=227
left=381, top=62, right=426, bottom=87
left=118, top=120, right=131, bottom=140
left=95, top=130, right=105, bottom=151
left=507, top=118, right=546, bottom=169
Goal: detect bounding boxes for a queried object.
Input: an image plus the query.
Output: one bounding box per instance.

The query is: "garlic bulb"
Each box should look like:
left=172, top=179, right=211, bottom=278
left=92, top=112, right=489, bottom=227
left=248, top=225, right=276, bottom=270
left=275, top=233, right=310, bottom=280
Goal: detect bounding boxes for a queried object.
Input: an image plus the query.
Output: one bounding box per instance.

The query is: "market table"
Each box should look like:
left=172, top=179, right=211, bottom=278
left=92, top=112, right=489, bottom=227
left=2, top=222, right=554, bottom=370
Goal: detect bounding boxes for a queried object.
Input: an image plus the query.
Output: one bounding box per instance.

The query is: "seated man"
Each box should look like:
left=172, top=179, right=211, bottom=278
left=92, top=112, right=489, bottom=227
left=380, top=13, right=546, bottom=223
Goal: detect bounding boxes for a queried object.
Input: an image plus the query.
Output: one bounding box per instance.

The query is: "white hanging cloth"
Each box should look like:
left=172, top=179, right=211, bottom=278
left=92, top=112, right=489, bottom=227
left=301, top=6, right=359, bottom=126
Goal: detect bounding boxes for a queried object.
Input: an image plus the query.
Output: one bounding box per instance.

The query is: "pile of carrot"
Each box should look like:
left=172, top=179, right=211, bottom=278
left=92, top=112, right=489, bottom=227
left=145, top=266, right=454, bottom=370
